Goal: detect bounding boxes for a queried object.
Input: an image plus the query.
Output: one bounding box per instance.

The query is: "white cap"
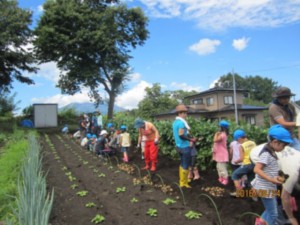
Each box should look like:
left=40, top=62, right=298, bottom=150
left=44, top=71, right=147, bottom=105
left=100, top=130, right=108, bottom=136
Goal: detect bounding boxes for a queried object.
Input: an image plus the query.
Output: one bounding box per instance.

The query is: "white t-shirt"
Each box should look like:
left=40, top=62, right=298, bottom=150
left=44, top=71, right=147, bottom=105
left=81, top=137, right=88, bottom=147
left=250, top=143, right=266, bottom=164
left=276, top=146, right=300, bottom=194
left=230, top=141, right=242, bottom=165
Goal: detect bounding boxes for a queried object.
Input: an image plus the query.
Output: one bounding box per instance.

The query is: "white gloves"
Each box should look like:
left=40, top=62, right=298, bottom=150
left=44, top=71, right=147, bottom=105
left=296, top=114, right=300, bottom=127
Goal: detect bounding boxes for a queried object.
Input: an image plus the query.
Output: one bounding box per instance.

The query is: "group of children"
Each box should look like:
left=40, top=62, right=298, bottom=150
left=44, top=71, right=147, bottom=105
left=68, top=108, right=298, bottom=225
left=73, top=120, right=132, bottom=163
left=212, top=120, right=299, bottom=225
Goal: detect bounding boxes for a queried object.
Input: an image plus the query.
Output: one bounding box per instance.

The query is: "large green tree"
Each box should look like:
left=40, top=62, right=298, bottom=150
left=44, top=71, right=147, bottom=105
left=217, top=73, right=279, bottom=104
left=137, top=83, right=179, bottom=119
left=166, top=89, right=198, bottom=105
left=0, top=0, right=36, bottom=92
left=34, top=0, right=149, bottom=119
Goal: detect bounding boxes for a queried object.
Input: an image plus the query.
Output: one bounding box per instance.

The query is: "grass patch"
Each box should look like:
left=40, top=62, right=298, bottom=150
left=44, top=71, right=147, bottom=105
left=0, top=130, right=29, bottom=221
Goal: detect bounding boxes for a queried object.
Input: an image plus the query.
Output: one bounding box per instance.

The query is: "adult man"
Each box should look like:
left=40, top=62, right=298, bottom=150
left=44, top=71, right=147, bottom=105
left=172, top=104, right=197, bottom=188
left=269, top=87, right=300, bottom=150
left=134, top=118, right=160, bottom=171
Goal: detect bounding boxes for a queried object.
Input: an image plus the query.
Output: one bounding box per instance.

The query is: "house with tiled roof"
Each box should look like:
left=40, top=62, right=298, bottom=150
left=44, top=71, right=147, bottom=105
left=155, top=87, right=268, bottom=126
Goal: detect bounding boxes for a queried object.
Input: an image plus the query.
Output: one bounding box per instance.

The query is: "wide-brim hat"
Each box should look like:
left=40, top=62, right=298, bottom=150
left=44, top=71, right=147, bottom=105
left=273, top=87, right=295, bottom=98
left=175, top=104, right=188, bottom=113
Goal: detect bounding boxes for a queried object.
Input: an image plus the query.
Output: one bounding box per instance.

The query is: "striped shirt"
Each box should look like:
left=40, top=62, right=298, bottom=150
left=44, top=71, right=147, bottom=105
left=251, top=150, right=279, bottom=198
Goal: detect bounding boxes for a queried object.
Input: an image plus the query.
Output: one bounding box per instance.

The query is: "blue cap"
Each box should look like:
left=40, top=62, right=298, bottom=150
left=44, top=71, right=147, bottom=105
left=92, top=134, right=97, bottom=138
left=107, top=123, right=114, bottom=129
left=86, top=133, right=92, bottom=138
left=268, top=124, right=293, bottom=143
left=134, top=118, right=145, bottom=128
left=219, top=120, right=230, bottom=128
left=233, top=129, right=246, bottom=141
left=120, top=125, right=127, bottom=130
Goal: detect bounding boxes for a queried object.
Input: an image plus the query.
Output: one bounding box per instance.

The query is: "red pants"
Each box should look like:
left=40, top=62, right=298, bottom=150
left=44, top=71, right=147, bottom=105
left=144, top=141, right=158, bottom=165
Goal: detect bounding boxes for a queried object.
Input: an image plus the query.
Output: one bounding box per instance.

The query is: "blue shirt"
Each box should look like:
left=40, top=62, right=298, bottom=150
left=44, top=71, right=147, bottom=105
left=173, top=119, right=189, bottom=148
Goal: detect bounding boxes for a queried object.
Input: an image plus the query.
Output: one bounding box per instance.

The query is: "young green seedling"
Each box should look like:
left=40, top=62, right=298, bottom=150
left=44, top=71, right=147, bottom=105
left=98, top=173, right=106, bottom=178
left=116, top=187, right=126, bottom=193
left=130, top=197, right=139, bottom=203
left=85, top=202, right=96, bottom=208
left=68, top=175, right=76, bottom=182
left=91, top=214, right=105, bottom=224
left=185, top=210, right=202, bottom=220
left=76, top=190, right=88, bottom=197
left=146, top=208, right=158, bottom=217
left=70, top=184, right=78, bottom=190
left=162, top=198, right=176, bottom=205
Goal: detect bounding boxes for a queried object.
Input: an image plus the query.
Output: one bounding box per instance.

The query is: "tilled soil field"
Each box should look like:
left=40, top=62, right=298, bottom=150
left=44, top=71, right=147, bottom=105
left=41, top=132, right=295, bottom=225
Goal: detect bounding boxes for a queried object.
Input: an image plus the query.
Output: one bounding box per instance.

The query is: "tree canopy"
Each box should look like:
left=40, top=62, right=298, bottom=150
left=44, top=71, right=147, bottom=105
left=34, top=0, right=149, bottom=119
left=0, top=0, right=37, bottom=92
left=216, top=73, right=279, bottom=104
left=137, top=84, right=178, bottom=119
left=0, top=89, right=20, bottom=116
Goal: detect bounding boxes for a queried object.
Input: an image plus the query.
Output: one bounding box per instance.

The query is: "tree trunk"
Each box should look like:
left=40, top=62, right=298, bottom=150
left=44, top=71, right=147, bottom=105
left=107, top=92, right=115, bottom=120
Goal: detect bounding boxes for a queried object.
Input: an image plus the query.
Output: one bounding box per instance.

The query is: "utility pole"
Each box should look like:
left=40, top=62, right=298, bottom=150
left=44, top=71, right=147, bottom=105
left=232, top=70, right=238, bottom=124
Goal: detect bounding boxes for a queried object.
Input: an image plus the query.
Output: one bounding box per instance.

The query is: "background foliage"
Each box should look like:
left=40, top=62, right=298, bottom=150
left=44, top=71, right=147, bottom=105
left=104, top=113, right=268, bottom=171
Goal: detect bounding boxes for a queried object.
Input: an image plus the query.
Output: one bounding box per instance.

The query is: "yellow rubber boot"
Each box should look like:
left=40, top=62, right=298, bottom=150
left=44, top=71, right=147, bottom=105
left=179, top=166, right=191, bottom=188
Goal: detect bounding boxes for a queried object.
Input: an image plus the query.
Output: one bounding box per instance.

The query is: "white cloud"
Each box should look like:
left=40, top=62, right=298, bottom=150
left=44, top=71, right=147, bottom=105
left=137, top=0, right=300, bottom=31
left=232, top=37, right=250, bottom=51
left=37, top=5, right=44, bottom=13
left=140, top=0, right=181, bottom=18
left=116, top=81, right=152, bottom=109
left=170, top=82, right=201, bottom=92
left=31, top=89, right=91, bottom=108
left=30, top=80, right=151, bottom=110
left=210, top=78, right=220, bottom=88
left=189, top=38, right=221, bottom=55
left=28, top=62, right=61, bottom=84
left=130, top=72, right=141, bottom=82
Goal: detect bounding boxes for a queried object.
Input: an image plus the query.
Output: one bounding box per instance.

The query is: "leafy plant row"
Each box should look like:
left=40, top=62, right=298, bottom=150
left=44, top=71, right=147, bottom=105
left=6, top=134, right=54, bottom=225
left=106, top=115, right=268, bottom=170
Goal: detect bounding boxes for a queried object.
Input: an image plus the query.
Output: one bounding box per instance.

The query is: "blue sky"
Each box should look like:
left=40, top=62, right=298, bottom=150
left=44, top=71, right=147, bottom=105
left=14, top=0, right=300, bottom=113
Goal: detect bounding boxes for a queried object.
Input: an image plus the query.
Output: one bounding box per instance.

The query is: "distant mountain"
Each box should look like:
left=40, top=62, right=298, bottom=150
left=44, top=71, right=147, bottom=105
left=59, top=102, right=126, bottom=115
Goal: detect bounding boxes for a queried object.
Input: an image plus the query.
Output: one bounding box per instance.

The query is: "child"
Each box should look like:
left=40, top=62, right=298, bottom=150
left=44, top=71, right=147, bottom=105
left=61, top=124, right=69, bottom=134
left=119, top=125, right=131, bottom=163
left=135, top=118, right=160, bottom=172
left=87, top=134, right=97, bottom=152
left=81, top=133, right=91, bottom=148
left=229, top=139, right=242, bottom=172
left=230, top=129, right=256, bottom=196
left=107, top=123, right=120, bottom=150
left=251, top=124, right=293, bottom=225
left=188, top=143, right=200, bottom=181
left=94, top=130, right=111, bottom=157
left=212, top=120, right=230, bottom=185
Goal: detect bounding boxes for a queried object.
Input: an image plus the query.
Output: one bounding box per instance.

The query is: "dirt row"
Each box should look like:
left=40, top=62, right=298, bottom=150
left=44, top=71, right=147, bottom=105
left=41, top=132, right=263, bottom=225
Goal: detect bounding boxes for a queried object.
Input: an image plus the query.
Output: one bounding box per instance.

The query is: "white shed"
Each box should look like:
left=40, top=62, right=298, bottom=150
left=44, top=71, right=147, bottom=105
left=33, top=104, right=58, bottom=128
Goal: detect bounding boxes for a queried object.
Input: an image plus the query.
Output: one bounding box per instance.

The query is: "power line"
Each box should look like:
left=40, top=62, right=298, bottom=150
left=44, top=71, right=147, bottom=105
left=239, top=64, right=300, bottom=74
